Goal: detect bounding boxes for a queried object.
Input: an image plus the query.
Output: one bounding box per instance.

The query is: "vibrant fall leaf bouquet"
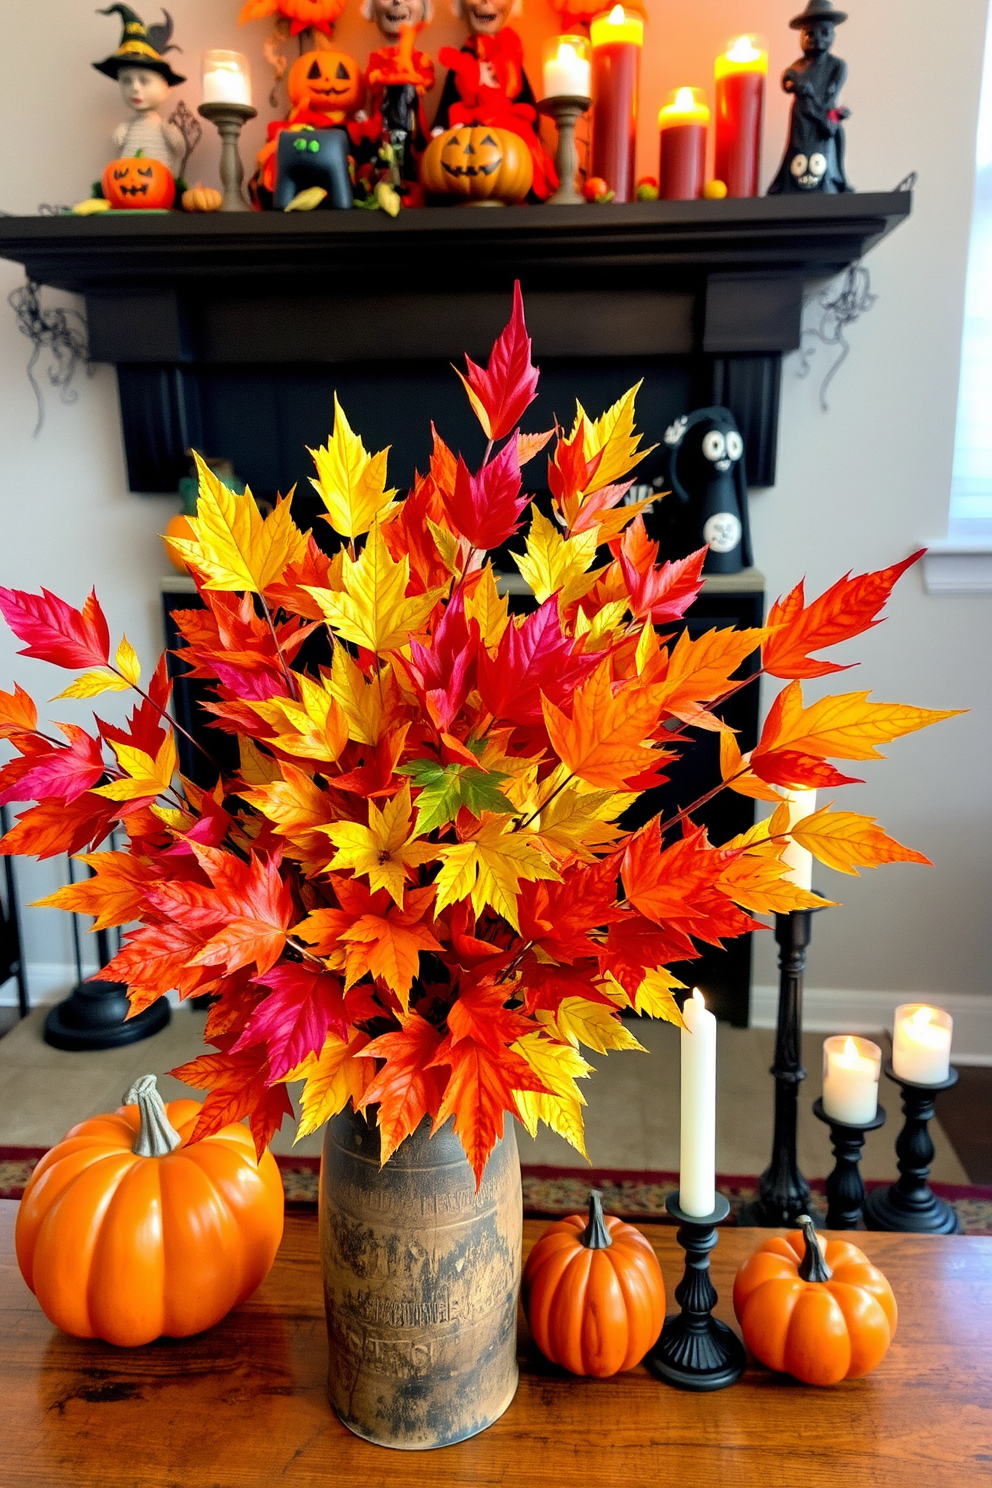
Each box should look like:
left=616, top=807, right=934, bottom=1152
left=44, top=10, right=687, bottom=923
left=0, top=289, right=957, bottom=1185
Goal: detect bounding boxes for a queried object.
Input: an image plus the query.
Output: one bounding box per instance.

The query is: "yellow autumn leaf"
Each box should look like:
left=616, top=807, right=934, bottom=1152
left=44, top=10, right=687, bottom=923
left=465, top=563, right=510, bottom=649
left=512, top=1031, right=594, bottom=1159
left=115, top=635, right=141, bottom=687
left=550, top=996, right=646, bottom=1055
left=305, top=522, right=444, bottom=654
left=534, top=785, right=632, bottom=862
left=323, top=783, right=438, bottom=906
left=168, top=454, right=308, bottom=594
left=718, top=851, right=834, bottom=913
left=573, top=598, right=630, bottom=648
left=53, top=670, right=131, bottom=701
left=761, top=681, right=963, bottom=762
left=281, top=1030, right=373, bottom=1140
left=720, top=731, right=784, bottom=803
left=328, top=647, right=395, bottom=745
left=515, top=508, right=601, bottom=606
left=95, top=732, right=177, bottom=802
left=790, top=806, right=933, bottom=876
left=249, top=674, right=348, bottom=764
left=309, top=394, right=398, bottom=541
left=573, top=383, right=654, bottom=490
left=238, top=736, right=281, bottom=786
left=433, top=815, right=560, bottom=932
left=632, top=967, right=688, bottom=1026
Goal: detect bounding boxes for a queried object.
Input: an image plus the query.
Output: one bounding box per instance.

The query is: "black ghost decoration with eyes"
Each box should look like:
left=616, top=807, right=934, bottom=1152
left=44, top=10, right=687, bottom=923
left=273, top=127, right=353, bottom=210
left=663, top=407, right=753, bottom=575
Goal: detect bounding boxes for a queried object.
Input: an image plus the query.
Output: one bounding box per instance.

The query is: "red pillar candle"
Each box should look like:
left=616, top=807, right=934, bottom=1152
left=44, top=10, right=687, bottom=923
left=658, top=87, right=709, bottom=201
left=590, top=5, right=644, bottom=204
left=714, top=34, right=768, bottom=198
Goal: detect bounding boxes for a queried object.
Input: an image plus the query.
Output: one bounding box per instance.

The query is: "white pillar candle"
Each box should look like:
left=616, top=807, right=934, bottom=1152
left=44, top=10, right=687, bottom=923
left=822, top=1036, right=881, bottom=1125
left=892, top=1004, right=953, bottom=1084
left=679, top=988, right=716, bottom=1217
left=202, top=50, right=254, bottom=107
left=543, top=39, right=592, bottom=100
left=780, top=787, right=818, bottom=891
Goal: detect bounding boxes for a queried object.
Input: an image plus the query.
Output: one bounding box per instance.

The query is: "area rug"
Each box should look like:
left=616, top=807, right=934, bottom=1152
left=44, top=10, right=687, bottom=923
left=3, top=1146, right=991, bottom=1234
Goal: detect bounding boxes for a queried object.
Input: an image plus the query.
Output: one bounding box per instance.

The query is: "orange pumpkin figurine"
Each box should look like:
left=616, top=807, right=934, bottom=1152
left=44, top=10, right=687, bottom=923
left=15, top=1074, right=285, bottom=1347
left=102, top=150, right=176, bottom=210
left=523, top=1190, right=665, bottom=1377
left=733, top=1214, right=898, bottom=1386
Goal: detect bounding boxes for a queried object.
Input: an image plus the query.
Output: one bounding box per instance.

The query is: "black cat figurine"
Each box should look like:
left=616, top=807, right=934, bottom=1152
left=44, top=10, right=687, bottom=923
left=273, top=126, right=353, bottom=210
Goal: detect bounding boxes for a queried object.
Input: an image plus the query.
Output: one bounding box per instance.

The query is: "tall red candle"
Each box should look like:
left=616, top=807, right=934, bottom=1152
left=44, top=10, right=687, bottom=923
left=714, top=35, right=767, bottom=198
left=590, top=6, right=644, bottom=204
left=658, top=87, right=709, bottom=201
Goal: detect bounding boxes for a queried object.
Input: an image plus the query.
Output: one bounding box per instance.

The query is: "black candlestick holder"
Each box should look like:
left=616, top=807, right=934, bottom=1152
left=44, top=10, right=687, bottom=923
left=812, top=1096, right=886, bottom=1230
left=645, top=1193, right=746, bottom=1391
left=739, top=908, right=817, bottom=1227
left=863, top=1062, right=962, bottom=1234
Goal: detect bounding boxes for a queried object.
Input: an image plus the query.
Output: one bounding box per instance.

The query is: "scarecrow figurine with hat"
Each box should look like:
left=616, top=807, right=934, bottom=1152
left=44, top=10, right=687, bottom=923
left=768, top=0, right=852, bottom=195
left=93, top=5, right=187, bottom=179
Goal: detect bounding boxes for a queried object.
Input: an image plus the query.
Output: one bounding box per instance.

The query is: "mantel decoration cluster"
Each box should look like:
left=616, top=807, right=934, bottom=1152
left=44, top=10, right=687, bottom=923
left=0, top=289, right=956, bottom=1184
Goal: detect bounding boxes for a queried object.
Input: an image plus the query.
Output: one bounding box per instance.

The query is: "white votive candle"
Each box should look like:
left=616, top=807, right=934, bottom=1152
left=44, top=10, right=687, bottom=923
left=822, top=1036, right=881, bottom=1125
left=892, top=1004, right=952, bottom=1085
left=780, top=786, right=817, bottom=892
left=202, top=49, right=253, bottom=107
left=679, top=988, right=716, bottom=1217
left=542, top=37, right=592, bottom=100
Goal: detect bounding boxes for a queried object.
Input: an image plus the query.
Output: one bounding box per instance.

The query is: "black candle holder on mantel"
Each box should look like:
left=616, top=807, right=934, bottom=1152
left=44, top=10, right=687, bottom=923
left=863, top=1063, right=962, bottom=1234
left=812, top=1096, right=886, bottom=1230
left=645, top=1192, right=746, bottom=1391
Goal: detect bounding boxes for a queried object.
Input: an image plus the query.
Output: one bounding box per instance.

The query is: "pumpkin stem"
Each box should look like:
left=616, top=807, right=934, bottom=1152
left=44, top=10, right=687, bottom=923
left=579, top=1190, right=613, bottom=1250
left=124, top=1074, right=183, bottom=1158
left=796, top=1214, right=833, bottom=1283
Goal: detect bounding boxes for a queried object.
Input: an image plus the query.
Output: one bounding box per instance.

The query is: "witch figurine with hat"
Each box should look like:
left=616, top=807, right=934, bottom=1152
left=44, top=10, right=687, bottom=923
left=768, top=0, right=852, bottom=195
left=93, top=5, right=187, bottom=179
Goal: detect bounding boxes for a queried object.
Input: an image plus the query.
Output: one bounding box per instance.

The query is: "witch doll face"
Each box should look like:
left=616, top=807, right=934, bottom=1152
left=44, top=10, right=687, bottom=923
left=118, top=66, right=171, bottom=114
left=460, top=0, right=514, bottom=37
left=800, top=20, right=835, bottom=55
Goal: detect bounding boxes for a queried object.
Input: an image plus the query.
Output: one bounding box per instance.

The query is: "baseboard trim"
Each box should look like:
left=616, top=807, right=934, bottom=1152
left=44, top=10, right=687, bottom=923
left=751, top=985, right=992, bottom=1065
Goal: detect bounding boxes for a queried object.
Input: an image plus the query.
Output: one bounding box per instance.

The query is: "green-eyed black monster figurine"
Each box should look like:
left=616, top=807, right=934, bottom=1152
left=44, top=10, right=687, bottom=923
left=768, top=0, right=852, bottom=195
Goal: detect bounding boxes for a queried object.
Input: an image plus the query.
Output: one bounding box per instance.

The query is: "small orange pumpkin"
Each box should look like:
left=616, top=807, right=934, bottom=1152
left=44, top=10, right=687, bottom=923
left=182, top=182, right=224, bottom=213
left=287, top=48, right=363, bottom=119
left=102, top=151, right=176, bottom=210
left=733, top=1214, right=898, bottom=1386
left=164, top=512, right=196, bottom=571
left=523, top=1191, right=666, bottom=1377
left=420, top=125, right=533, bottom=203
left=15, top=1075, right=285, bottom=1347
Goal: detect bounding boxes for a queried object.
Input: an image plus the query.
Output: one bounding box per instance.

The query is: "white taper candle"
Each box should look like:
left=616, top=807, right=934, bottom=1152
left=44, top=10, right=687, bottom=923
left=679, top=988, right=717, bottom=1217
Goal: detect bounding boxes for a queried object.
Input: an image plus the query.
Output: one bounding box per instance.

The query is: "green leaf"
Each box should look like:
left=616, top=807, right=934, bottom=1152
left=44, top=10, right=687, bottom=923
left=398, top=758, right=513, bottom=836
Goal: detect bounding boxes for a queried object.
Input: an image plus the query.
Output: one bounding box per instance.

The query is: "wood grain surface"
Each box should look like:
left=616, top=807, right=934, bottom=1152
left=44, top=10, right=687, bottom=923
left=2, top=1200, right=990, bottom=1488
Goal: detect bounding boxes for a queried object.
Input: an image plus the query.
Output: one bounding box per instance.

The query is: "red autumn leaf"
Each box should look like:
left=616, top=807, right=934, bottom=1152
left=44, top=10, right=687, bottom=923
left=622, top=822, right=763, bottom=947
left=147, top=651, right=172, bottom=711
left=172, top=1045, right=294, bottom=1158
left=749, top=749, right=862, bottom=790
left=455, top=280, right=539, bottom=442
left=0, top=682, right=38, bottom=740
left=8, top=724, right=106, bottom=805
left=603, top=913, right=700, bottom=997
left=445, top=977, right=536, bottom=1054
left=476, top=598, right=599, bottom=728
left=428, top=1031, right=547, bottom=1186
left=383, top=472, right=451, bottom=594
left=763, top=551, right=925, bottom=679
left=231, top=962, right=349, bottom=1080
left=443, top=441, right=529, bottom=552
left=406, top=589, right=479, bottom=733
left=0, top=586, right=110, bottom=670
left=0, top=792, right=115, bottom=860
left=182, top=847, right=296, bottom=975
left=620, top=540, right=708, bottom=624
left=357, top=1012, right=449, bottom=1163
left=519, top=856, right=622, bottom=963
left=519, top=957, right=617, bottom=1017
left=103, top=921, right=221, bottom=1010
left=548, top=418, right=602, bottom=513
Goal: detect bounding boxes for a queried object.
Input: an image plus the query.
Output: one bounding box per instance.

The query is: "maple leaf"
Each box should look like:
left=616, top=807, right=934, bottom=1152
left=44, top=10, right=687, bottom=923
left=515, top=507, right=601, bottom=606
left=716, top=851, right=833, bottom=913
left=790, top=806, right=932, bottom=876
left=442, top=442, right=529, bottom=552
left=518, top=857, right=622, bottom=963
left=186, top=849, right=296, bottom=976
left=756, top=681, right=962, bottom=763
left=646, top=625, right=768, bottom=722
left=405, top=588, right=479, bottom=733
left=34, top=849, right=159, bottom=929
left=550, top=996, right=646, bottom=1055
left=573, top=384, right=654, bottom=489
left=329, top=647, right=400, bottom=746
left=0, top=682, right=38, bottom=740
left=339, top=892, right=443, bottom=1009
left=240, top=763, right=340, bottom=870
left=622, top=822, right=763, bottom=947
left=168, top=455, right=308, bottom=595
left=0, top=586, right=110, bottom=671
left=280, top=1029, right=373, bottom=1141
left=543, top=660, right=667, bottom=790
left=248, top=674, right=349, bottom=764
left=464, top=562, right=511, bottom=650
left=455, top=280, right=539, bottom=442
left=230, top=963, right=349, bottom=1081
left=306, top=522, right=443, bottom=653
left=434, top=815, right=559, bottom=932
left=429, top=1030, right=547, bottom=1186
left=619, top=530, right=708, bottom=625
left=0, top=793, right=115, bottom=860
left=603, top=912, right=700, bottom=997
left=94, top=733, right=178, bottom=803
left=763, top=552, right=925, bottom=679
left=512, top=1031, right=593, bottom=1159
left=171, top=1045, right=294, bottom=1157
left=629, top=967, right=687, bottom=1026
left=357, top=1013, right=449, bottom=1163
left=323, top=784, right=438, bottom=906
left=6, top=725, right=106, bottom=805
left=309, top=394, right=398, bottom=540
left=476, top=598, right=599, bottom=729
left=531, top=783, right=631, bottom=862
left=399, top=756, right=512, bottom=835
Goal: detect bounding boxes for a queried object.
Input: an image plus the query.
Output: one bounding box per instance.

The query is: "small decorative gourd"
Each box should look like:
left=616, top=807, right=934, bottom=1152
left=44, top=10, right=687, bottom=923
left=101, top=150, right=176, bottom=210
left=733, top=1214, right=898, bottom=1386
left=523, top=1190, right=666, bottom=1377
left=15, top=1075, right=284, bottom=1347
left=420, top=125, right=534, bottom=204
left=182, top=182, right=224, bottom=213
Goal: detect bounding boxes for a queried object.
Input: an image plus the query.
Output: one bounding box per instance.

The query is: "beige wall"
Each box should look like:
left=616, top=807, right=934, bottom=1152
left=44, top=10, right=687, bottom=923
left=0, top=1, right=989, bottom=1031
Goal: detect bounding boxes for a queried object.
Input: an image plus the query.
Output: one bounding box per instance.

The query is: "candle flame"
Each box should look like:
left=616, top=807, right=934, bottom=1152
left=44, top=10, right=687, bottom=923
left=843, top=1036, right=859, bottom=1059
left=674, top=86, right=697, bottom=111
left=727, top=35, right=762, bottom=64
left=558, top=41, right=578, bottom=62
left=912, top=1006, right=933, bottom=1026
left=607, top=4, right=626, bottom=23
left=692, top=987, right=705, bottom=1007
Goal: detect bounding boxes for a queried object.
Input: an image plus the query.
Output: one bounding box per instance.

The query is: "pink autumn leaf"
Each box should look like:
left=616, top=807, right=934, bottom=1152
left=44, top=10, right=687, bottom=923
left=0, top=587, right=111, bottom=671
left=232, top=962, right=349, bottom=1081
left=455, top=281, right=539, bottom=442
left=443, top=440, right=528, bottom=552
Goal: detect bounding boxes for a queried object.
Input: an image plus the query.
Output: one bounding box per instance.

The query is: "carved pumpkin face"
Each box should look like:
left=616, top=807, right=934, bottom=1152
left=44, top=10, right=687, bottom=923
left=287, top=50, right=364, bottom=116
left=420, top=125, right=533, bottom=202
left=101, top=153, right=176, bottom=210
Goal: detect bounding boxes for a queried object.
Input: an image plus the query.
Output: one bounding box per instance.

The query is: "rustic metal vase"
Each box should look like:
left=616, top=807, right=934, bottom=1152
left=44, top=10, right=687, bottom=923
left=318, top=1106, right=522, bottom=1449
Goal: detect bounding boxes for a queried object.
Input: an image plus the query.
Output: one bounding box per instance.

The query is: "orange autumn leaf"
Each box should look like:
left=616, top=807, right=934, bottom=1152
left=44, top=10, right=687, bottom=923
left=542, top=660, right=667, bottom=789
left=171, top=1045, right=294, bottom=1159
left=647, top=625, right=768, bottom=721
left=790, top=806, right=932, bottom=876
left=339, top=888, right=443, bottom=1009
left=357, top=1013, right=450, bottom=1164
left=757, top=681, right=962, bottom=763
left=716, top=851, right=833, bottom=914
left=428, top=1032, right=547, bottom=1187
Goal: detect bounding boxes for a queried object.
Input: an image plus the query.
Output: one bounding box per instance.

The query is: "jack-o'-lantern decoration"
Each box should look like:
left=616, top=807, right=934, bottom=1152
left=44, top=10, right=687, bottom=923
left=421, top=125, right=533, bottom=203
left=101, top=150, right=176, bottom=210
left=287, top=49, right=363, bottom=120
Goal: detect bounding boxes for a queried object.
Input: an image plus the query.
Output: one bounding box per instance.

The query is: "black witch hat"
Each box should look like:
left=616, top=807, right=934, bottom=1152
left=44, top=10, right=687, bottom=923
left=790, top=0, right=848, bottom=27
left=92, top=5, right=186, bottom=86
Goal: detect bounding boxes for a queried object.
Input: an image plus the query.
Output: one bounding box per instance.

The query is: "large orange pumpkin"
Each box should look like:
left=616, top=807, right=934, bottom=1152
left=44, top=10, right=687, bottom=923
left=287, top=49, right=363, bottom=119
left=733, top=1215, right=898, bottom=1386
left=523, top=1191, right=665, bottom=1377
left=420, top=126, right=534, bottom=203
left=15, top=1074, right=285, bottom=1347
left=102, top=151, right=176, bottom=210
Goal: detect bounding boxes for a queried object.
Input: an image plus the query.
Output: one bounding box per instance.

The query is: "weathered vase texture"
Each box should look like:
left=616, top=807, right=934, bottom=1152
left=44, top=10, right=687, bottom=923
left=319, top=1106, right=522, bottom=1449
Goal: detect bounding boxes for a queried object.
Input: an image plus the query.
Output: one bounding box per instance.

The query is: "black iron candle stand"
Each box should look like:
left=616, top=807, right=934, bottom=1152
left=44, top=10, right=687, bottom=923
left=863, top=1063, right=961, bottom=1234
left=645, top=1193, right=746, bottom=1391
left=812, top=1097, right=886, bottom=1230
left=739, top=908, right=815, bottom=1227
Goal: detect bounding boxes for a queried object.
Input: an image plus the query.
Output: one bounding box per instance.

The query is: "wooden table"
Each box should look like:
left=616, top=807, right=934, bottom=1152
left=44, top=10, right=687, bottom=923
left=3, top=1201, right=991, bottom=1487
